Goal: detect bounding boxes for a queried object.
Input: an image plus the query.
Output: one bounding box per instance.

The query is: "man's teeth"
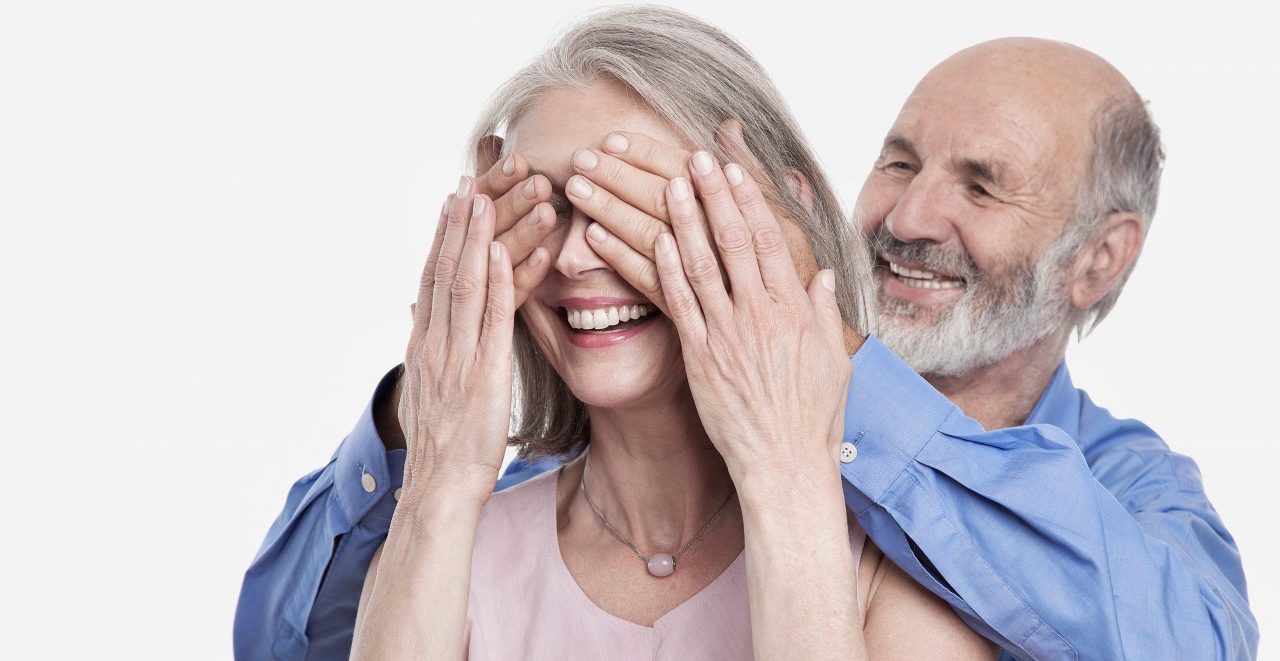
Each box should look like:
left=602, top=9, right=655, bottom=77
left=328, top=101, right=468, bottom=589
left=566, top=304, right=656, bottom=330
left=888, top=261, right=963, bottom=289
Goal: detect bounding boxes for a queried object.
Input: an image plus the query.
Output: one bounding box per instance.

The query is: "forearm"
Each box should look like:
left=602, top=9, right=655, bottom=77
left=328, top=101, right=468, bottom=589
left=351, top=483, right=487, bottom=661
left=738, top=463, right=866, bottom=661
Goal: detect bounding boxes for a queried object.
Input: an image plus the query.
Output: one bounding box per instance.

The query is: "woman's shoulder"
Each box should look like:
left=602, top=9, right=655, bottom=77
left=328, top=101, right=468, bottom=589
left=472, top=466, right=560, bottom=555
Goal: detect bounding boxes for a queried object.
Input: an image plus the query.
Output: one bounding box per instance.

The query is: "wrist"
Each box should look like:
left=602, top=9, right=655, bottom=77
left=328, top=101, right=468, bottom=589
left=734, top=457, right=845, bottom=521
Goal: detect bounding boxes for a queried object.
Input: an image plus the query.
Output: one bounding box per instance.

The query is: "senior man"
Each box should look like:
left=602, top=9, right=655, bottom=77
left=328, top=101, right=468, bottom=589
left=236, top=38, right=1256, bottom=660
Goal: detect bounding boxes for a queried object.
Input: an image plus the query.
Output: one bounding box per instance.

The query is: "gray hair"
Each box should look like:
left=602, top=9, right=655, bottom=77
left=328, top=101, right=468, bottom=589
left=465, top=5, right=875, bottom=458
left=1069, top=96, right=1165, bottom=336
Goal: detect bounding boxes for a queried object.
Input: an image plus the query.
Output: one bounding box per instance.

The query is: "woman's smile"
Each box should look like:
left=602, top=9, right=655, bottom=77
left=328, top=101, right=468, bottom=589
left=548, top=296, right=666, bottom=349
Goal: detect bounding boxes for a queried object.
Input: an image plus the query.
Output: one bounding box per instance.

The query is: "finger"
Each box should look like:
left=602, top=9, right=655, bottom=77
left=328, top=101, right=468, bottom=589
left=512, top=245, right=553, bottom=309
left=806, top=269, right=847, bottom=356
left=478, top=241, right=515, bottom=362
left=474, top=150, right=528, bottom=199
left=599, top=131, right=691, bottom=180
left=493, top=173, right=552, bottom=235
left=412, top=196, right=451, bottom=336
left=715, top=118, right=783, bottom=205
left=496, top=201, right=557, bottom=266
left=448, top=193, right=496, bottom=347
left=687, top=151, right=766, bottom=301
left=565, top=174, right=667, bottom=261
left=664, top=175, right=732, bottom=326
left=723, top=160, right=807, bottom=301
left=653, top=233, right=707, bottom=346
left=428, top=178, right=476, bottom=334
left=572, top=147, right=671, bottom=222
left=584, top=221, right=667, bottom=315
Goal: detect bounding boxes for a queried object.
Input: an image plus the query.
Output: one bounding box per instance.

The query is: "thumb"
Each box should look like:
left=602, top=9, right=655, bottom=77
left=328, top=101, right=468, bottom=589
left=806, top=269, right=845, bottom=351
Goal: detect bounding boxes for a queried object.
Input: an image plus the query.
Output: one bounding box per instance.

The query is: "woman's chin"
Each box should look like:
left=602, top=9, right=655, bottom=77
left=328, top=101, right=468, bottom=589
left=565, top=369, right=676, bottom=410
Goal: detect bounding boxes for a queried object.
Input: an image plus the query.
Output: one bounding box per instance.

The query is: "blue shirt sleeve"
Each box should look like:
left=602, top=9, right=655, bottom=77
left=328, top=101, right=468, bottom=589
left=840, top=336, right=1257, bottom=660
left=233, top=365, right=562, bottom=661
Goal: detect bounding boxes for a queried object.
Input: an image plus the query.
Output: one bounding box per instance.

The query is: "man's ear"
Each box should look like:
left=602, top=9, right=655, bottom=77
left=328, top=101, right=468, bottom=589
left=1069, top=211, right=1144, bottom=311
left=473, top=134, right=504, bottom=176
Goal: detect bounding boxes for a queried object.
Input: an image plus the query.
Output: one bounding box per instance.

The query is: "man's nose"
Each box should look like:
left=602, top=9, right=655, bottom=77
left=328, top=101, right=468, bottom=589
left=884, top=170, right=959, bottom=246
left=553, top=212, right=614, bottom=279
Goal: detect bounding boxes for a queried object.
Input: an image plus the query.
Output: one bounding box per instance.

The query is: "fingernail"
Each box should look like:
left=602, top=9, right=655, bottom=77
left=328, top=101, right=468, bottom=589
left=529, top=246, right=546, bottom=267
left=573, top=148, right=598, bottom=171
left=604, top=133, right=629, bottom=154
left=501, top=156, right=515, bottom=176
left=523, top=178, right=537, bottom=200
left=472, top=195, right=486, bottom=218
left=725, top=163, right=744, bottom=186
left=656, top=233, right=674, bottom=254
left=490, top=242, right=501, bottom=261
left=691, top=151, right=714, bottom=176
left=567, top=176, right=593, bottom=198
left=525, top=206, right=542, bottom=224
left=669, top=177, right=690, bottom=201
left=457, top=176, right=472, bottom=197
left=821, top=270, right=835, bottom=292
left=587, top=222, right=606, bottom=242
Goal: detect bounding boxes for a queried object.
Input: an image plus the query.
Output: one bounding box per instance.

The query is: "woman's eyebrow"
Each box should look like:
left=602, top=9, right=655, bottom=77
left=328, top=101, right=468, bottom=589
left=527, top=167, right=573, bottom=216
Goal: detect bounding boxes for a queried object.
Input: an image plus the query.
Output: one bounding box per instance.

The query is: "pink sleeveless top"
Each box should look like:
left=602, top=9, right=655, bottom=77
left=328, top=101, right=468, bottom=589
left=463, top=466, right=867, bottom=660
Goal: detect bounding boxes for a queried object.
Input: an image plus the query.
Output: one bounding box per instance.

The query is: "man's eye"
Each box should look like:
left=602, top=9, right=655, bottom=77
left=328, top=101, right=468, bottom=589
left=883, top=161, right=916, bottom=174
left=968, top=183, right=991, bottom=198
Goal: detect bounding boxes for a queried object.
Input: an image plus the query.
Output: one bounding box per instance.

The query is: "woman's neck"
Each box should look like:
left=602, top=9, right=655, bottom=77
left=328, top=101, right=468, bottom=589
left=578, top=391, right=738, bottom=554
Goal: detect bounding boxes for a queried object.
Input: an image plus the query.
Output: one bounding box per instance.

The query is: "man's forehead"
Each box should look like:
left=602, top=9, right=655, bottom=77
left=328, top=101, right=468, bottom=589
left=885, top=88, right=1079, bottom=188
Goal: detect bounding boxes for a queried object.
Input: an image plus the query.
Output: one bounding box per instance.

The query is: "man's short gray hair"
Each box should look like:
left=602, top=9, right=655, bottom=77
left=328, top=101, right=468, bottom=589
left=466, top=5, right=875, bottom=458
left=1070, top=97, right=1165, bottom=336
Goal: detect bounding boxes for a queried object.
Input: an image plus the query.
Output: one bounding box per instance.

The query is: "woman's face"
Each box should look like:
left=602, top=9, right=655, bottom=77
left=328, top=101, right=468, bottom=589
left=510, top=79, right=691, bottom=410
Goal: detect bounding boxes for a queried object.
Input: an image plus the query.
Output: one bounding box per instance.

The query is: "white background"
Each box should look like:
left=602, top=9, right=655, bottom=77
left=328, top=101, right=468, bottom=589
left=2, top=0, right=1276, bottom=658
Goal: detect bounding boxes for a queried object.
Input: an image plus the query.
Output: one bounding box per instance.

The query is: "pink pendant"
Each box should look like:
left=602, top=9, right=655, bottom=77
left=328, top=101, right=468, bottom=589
left=647, top=553, right=675, bottom=577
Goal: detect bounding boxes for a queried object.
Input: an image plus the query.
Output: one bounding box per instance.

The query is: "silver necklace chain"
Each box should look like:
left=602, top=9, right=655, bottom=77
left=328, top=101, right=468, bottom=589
left=579, top=451, right=736, bottom=565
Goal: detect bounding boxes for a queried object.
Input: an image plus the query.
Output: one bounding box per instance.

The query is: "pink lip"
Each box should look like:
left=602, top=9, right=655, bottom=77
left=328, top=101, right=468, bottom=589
left=554, top=296, right=651, bottom=309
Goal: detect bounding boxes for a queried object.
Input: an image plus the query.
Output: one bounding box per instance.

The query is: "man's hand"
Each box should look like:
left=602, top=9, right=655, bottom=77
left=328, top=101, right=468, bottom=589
left=562, top=129, right=701, bottom=313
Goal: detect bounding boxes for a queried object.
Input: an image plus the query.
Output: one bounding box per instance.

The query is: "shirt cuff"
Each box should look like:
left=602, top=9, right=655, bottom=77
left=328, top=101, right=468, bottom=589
left=333, top=364, right=407, bottom=529
left=839, top=335, right=959, bottom=510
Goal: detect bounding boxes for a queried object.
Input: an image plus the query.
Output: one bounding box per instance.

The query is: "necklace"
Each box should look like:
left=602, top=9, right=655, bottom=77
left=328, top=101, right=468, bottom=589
left=579, top=451, right=736, bottom=578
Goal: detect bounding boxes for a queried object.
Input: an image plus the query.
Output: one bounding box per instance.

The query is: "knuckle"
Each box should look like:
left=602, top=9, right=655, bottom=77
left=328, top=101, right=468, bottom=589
left=450, top=270, right=482, bottom=301
left=666, top=290, right=699, bottom=318
left=714, top=225, right=752, bottom=255
left=433, top=254, right=460, bottom=285
left=752, top=225, right=786, bottom=256
left=686, top=254, right=720, bottom=285
left=652, top=189, right=669, bottom=219
left=637, top=262, right=663, bottom=297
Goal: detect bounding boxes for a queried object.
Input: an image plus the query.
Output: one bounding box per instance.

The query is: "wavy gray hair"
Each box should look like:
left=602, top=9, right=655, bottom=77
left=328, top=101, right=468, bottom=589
left=464, top=5, right=875, bottom=459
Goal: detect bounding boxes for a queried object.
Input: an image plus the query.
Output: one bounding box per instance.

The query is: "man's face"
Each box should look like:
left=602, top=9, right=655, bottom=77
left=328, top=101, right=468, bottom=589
left=853, top=59, right=1093, bottom=377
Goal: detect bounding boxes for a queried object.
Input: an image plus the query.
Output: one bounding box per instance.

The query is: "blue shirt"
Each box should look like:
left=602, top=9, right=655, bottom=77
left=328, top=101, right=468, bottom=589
left=234, top=336, right=1257, bottom=660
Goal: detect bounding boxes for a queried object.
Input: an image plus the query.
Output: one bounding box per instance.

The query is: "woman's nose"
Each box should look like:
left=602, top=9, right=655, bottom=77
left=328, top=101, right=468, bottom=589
left=553, top=212, right=614, bottom=280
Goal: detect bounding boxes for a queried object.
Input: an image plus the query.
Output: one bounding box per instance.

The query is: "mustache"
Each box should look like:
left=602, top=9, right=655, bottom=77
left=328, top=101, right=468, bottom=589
left=869, top=225, right=979, bottom=283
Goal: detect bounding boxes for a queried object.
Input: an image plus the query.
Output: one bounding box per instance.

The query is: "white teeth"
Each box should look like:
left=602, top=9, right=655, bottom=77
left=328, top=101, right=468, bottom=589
left=564, top=304, right=656, bottom=330
left=888, top=261, right=963, bottom=289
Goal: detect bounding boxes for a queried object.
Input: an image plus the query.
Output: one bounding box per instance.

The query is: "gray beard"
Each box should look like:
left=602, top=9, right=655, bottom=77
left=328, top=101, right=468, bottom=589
left=874, top=240, right=1075, bottom=378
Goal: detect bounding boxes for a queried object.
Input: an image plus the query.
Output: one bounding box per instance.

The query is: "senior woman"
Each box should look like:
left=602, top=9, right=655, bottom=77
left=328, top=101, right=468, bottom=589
left=351, top=7, right=995, bottom=660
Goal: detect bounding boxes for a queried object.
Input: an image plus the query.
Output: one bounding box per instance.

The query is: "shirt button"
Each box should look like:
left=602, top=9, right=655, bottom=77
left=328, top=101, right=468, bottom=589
left=393, top=487, right=403, bottom=502
left=839, top=442, right=858, bottom=463
left=360, top=471, right=377, bottom=493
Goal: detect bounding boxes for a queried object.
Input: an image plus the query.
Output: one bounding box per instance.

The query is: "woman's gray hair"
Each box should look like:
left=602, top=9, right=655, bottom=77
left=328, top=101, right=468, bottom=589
left=466, top=5, right=875, bottom=458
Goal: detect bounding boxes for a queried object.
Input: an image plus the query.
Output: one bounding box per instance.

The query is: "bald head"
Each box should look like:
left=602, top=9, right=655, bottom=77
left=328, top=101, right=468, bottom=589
left=855, top=37, right=1162, bottom=375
